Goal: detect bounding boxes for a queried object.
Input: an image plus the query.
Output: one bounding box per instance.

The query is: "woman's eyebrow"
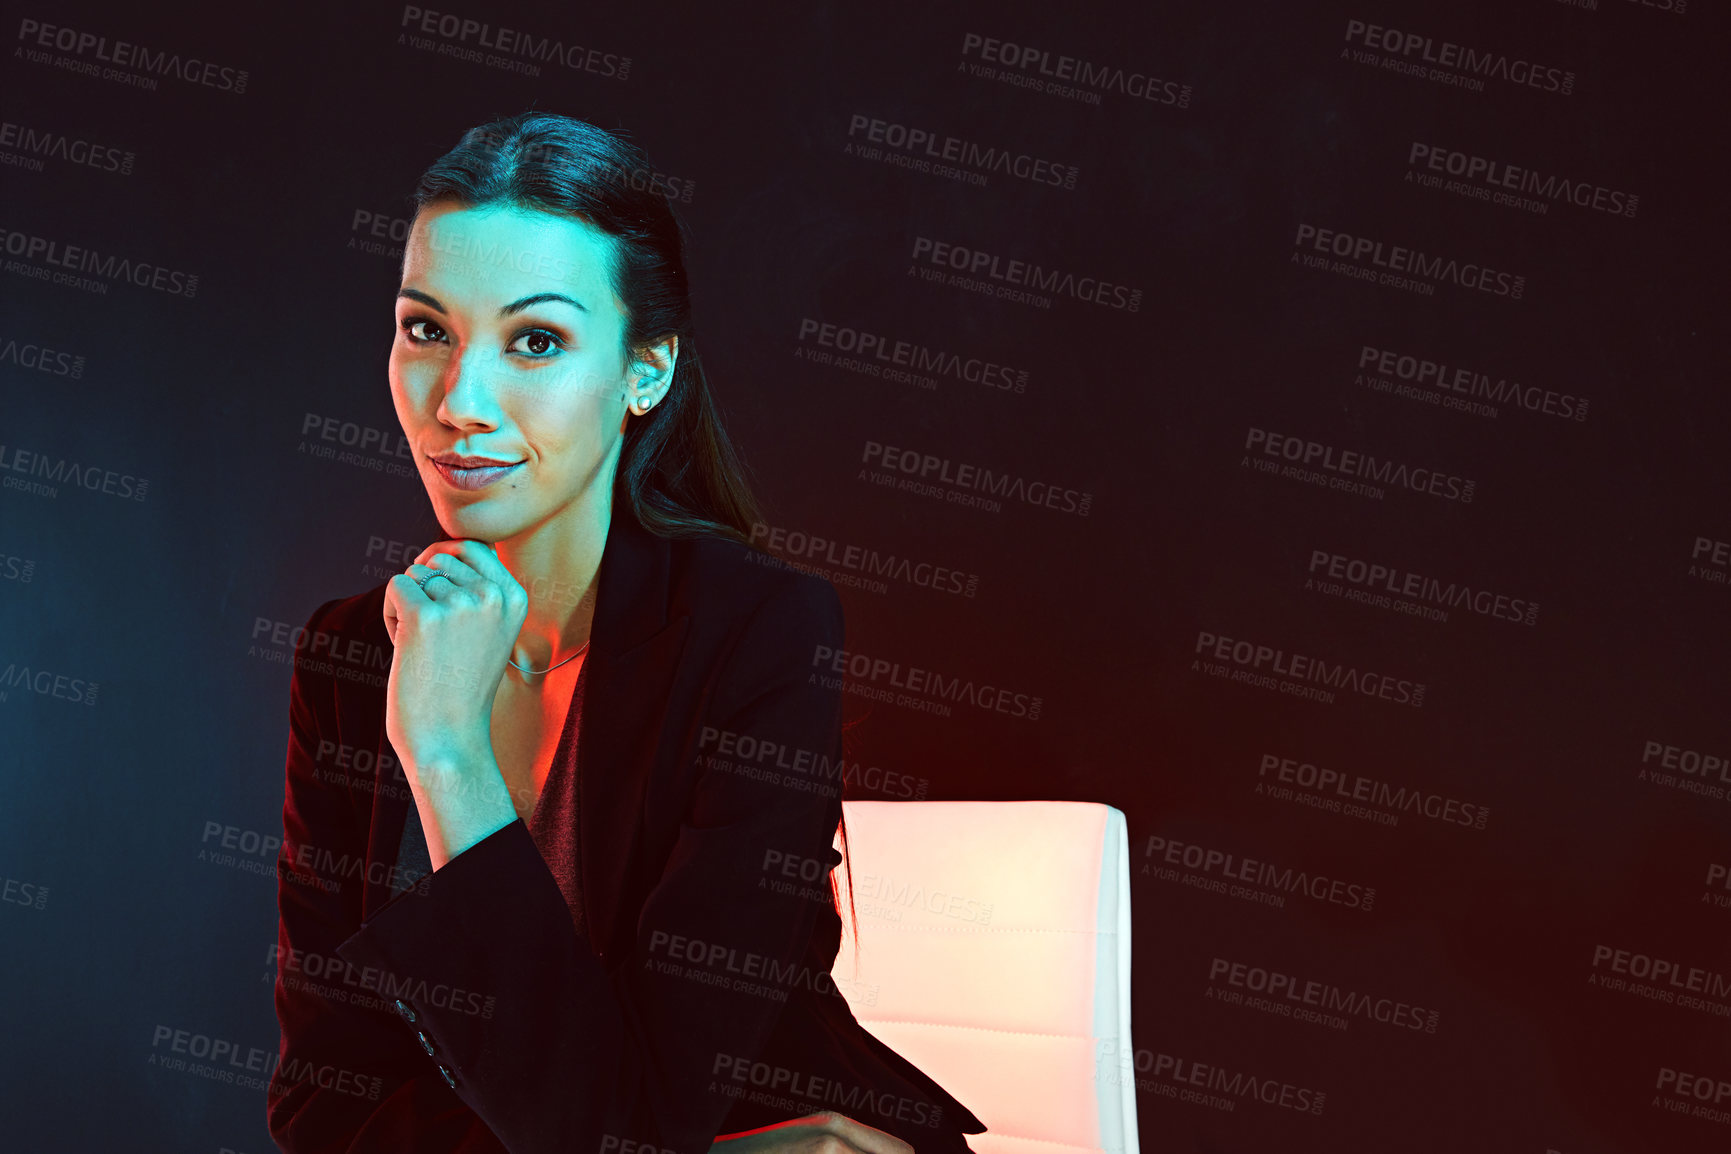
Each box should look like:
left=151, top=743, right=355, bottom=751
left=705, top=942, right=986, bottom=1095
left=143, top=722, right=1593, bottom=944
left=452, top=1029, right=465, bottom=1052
left=395, top=288, right=588, bottom=317
left=397, top=287, right=446, bottom=312
left=499, top=291, right=587, bottom=317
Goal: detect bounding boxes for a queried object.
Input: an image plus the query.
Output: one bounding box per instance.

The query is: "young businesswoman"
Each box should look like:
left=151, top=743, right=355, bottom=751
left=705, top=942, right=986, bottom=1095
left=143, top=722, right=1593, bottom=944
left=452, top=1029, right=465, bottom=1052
left=268, top=112, right=983, bottom=1153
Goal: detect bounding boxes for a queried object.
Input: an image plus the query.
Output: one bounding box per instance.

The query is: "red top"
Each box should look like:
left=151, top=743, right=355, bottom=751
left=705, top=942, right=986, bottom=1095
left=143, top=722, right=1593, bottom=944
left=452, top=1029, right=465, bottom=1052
left=524, top=657, right=587, bottom=942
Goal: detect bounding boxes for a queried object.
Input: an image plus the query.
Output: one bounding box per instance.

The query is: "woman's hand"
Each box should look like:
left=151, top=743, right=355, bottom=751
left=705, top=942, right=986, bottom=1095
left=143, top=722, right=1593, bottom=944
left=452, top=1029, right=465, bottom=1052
left=710, top=1112, right=915, bottom=1154
left=382, top=539, right=526, bottom=863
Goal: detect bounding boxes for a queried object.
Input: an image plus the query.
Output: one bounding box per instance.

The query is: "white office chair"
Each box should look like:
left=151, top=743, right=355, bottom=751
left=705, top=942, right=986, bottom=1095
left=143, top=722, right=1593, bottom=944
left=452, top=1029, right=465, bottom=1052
left=831, top=801, right=1137, bottom=1154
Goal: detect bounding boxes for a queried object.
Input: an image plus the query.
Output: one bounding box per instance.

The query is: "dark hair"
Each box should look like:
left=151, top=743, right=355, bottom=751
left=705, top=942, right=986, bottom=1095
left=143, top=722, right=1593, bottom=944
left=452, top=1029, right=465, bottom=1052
left=409, top=111, right=762, bottom=544
left=410, top=111, right=861, bottom=946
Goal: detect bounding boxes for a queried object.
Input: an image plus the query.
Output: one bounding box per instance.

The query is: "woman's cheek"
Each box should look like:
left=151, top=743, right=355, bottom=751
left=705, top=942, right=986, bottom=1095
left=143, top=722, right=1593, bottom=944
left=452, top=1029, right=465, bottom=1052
left=392, top=355, right=442, bottom=410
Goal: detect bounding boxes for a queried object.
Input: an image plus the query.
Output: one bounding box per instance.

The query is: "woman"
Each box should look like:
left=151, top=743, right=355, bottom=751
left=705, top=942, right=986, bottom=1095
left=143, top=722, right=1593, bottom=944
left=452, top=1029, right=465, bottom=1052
left=268, top=112, right=985, bottom=1154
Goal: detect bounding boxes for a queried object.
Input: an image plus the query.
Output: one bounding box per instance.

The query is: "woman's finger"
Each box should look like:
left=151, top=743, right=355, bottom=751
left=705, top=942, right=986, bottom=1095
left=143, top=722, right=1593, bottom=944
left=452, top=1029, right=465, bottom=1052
left=711, top=1113, right=911, bottom=1154
left=410, top=539, right=469, bottom=569
left=711, top=1114, right=842, bottom=1154
left=382, top=574, right=405, bottom=642
left=409, top=540, right=523, bottom=609
left=804, top=1112, right=913, bottom=1154
left=405, top=553, right=482, bottom=598
left=437, top=539, right=521, bottom=593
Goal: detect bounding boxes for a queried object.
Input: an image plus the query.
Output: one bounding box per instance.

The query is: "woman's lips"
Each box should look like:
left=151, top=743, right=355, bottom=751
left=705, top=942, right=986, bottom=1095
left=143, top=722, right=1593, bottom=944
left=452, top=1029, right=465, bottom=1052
left=430, top=458, right=524, bottom=490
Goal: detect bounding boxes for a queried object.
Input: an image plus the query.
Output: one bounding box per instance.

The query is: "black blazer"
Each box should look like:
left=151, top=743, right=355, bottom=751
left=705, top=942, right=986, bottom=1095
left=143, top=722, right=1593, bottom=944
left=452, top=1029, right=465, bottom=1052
left=268, top=499, right=986, bottom=1153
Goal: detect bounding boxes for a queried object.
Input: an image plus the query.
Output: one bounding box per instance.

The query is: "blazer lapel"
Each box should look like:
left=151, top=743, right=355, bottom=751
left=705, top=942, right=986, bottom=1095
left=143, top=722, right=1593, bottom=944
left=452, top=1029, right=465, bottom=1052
left=578, top=499, right=690, bottom=961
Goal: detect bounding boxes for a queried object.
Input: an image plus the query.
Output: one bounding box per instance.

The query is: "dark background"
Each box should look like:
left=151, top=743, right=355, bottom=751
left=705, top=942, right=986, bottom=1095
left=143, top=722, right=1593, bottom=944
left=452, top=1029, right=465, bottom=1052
left=2, top=1, right=1726, bottom=1150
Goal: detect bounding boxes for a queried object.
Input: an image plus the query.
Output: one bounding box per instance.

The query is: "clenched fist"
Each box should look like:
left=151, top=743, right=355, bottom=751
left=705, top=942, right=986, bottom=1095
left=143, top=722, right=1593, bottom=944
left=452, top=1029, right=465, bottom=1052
left=382, top=538, right=526, bottom=864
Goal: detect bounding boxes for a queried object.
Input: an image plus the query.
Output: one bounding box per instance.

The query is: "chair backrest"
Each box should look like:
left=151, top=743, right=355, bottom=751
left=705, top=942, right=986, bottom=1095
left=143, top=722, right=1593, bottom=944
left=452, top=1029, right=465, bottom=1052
left=831, top=800, right=1136, bottom=1154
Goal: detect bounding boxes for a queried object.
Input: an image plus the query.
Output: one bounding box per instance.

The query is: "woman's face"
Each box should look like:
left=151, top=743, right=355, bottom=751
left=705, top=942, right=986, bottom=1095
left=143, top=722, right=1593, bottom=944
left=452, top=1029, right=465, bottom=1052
left=389, top=201, right=671, bottom=543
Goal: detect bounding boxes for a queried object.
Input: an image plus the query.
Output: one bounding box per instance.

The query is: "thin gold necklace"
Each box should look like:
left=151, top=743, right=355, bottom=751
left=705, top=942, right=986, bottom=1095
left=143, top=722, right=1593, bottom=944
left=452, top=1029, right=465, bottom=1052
left=508, top=639, right=590, bottom=676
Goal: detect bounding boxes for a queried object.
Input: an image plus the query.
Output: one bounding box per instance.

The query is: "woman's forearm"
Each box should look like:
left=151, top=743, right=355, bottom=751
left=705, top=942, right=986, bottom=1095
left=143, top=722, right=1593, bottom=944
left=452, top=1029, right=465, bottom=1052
left=408, top=737, right=518, bottom=870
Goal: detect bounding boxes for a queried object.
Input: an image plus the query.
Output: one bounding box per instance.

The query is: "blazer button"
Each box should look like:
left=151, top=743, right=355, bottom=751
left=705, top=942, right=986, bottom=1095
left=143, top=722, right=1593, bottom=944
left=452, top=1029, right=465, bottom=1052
left=417, top=1031, right=436, bottom=1057
left=394, top=999, right=417, bottom=1024
left=438, top=1064, right=456, bottom=1089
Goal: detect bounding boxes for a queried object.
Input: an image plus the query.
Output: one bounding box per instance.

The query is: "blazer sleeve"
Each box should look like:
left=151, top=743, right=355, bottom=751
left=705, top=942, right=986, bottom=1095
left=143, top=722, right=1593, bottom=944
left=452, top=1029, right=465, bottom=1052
left=269, top=597, right=506, bottom=1153
left=324, top=573, right=849, bottom=1154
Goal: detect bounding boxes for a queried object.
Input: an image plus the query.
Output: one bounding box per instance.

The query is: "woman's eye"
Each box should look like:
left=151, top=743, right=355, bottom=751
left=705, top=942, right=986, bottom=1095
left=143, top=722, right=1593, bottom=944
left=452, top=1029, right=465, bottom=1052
left=401, top=318, right=447, bottom=344
left=508, top=329, right=564, bottom=358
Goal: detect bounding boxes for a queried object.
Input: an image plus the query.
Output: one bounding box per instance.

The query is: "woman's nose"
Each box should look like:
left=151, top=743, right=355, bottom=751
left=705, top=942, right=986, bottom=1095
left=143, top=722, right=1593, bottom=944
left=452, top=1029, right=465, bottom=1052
left=437, top=346, right=507, bottom=428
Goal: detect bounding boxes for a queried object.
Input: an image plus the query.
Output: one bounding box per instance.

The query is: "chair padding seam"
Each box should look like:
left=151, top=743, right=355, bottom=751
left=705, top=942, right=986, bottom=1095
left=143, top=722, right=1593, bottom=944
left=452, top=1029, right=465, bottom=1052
left=852, top=1019, right=1100, bottom=1040
left=966, top=1134, right=1106, bottom=1152
left=848, top=925, right=1114, bottom=936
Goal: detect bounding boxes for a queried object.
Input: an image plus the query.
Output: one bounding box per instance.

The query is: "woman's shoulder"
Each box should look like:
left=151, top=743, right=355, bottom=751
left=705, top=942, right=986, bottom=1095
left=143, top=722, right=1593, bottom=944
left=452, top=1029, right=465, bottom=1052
left=284, top=584, right=394, bottom=719
left=669, top=532, right=844, bottom=640
left=297, top=583, right=391, bottom=646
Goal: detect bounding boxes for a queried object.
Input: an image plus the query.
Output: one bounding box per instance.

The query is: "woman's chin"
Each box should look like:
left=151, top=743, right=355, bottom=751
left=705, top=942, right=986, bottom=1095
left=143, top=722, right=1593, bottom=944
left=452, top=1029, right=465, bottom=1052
left=432, top=499, right=525, bottom=543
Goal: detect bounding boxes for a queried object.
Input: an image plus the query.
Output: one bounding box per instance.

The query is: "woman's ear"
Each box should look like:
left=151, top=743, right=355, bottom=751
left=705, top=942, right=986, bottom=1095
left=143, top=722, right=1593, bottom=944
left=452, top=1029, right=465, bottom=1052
left=631, top=334, right=679, bottom=410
